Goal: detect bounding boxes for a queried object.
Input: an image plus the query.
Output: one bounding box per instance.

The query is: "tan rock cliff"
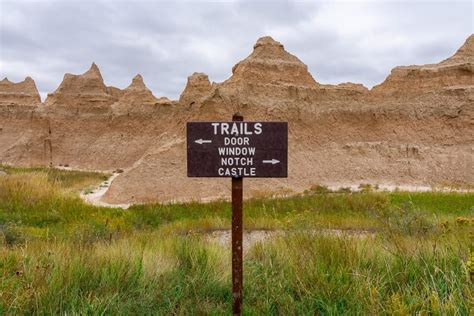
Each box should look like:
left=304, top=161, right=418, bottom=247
left=0, top=35, right=472, bottom=204
left=0, top=77, right=41, bottom=106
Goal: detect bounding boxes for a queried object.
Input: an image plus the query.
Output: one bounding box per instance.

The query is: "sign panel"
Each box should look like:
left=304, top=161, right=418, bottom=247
left=187, top=121, right=288, bottom=178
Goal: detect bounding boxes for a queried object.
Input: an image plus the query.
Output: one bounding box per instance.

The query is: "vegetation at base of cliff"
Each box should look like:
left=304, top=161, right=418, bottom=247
left=0, top=164, right=109, bottom=191
left=0, top=167, right=472, bottom=314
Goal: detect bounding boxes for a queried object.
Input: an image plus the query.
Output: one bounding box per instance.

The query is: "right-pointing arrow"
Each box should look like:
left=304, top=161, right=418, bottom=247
left=262, top=159, right=280, bottom=165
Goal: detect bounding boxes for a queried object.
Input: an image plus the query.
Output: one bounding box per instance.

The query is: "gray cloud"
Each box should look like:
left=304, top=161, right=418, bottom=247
left=1, top=0, right=472, bottom=101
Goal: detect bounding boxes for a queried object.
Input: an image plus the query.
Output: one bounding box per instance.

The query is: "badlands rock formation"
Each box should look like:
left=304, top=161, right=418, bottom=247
left=46, top=62, right=118, bottom=108
left=0, top=76, right=41, bottom=106
left=372, top=34, right=473, bottom=96
left=0, top=35, right=472, bottom=204
left=179, top=72, right=213, bottom=107
left=227, top=36, right=318, bottom=87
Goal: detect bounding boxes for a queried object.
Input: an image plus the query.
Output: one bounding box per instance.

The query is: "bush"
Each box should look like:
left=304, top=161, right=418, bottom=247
left=359, top=183, right=374, bottom=193
left=0, top=223, right=25, bottom=246
left=374, top=201, right=434, bottom=237
left=307, top=184, right=332, bottom=194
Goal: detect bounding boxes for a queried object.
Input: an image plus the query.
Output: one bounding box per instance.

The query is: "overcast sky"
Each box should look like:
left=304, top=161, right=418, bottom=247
left=1, top=0, right=472, bottom=101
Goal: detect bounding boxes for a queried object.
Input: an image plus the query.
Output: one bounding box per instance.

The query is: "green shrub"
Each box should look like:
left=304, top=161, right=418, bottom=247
left=374, top=201, right=435, bottom=237
left=0, top=223, right=25, bottom=246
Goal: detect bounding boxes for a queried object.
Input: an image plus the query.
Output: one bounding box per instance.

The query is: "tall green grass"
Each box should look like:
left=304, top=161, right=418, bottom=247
left=0, top=168, right=472, bottom=314
left=1, top=231, right=470, bottom=314
left=245, top=233, right=471, bottom=314
left=0, top=164, right=109, bottom=191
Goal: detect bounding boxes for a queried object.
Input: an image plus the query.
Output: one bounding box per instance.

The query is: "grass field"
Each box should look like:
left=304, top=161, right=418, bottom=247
left=0, top=166, right=472, bottom=314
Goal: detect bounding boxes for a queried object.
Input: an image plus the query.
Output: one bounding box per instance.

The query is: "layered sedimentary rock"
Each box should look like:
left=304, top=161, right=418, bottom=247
left=112, top=74, right=162, bottom=115
left=0, top=63, right=181, bottom=168
left=179, top=72, right=213, bottom=107
left=45, top=63, right=117, bottom=109
left=103, top=35, right=473, bottom=203
left=207, top=36, right=368, bottom=117
left=371, top=35, right=473, bottom=96
left=122, top=75, right=157, bottom=103
left=1, top=35, right=472, bottom=204
left=442, top=34, right=474, bottom=65
left=228, top=36, right=318, bottom=87
left=0, top=76, right=45, bottom=166
left=221, top=36, right=319, bottom=107
left=0, top=77, right=41, bottom=106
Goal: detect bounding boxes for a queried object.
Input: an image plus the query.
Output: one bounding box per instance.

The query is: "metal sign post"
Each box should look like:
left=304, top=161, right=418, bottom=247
left=186, top=113, right=288, bottom=315
left=231, top=113, right=244, bottom=315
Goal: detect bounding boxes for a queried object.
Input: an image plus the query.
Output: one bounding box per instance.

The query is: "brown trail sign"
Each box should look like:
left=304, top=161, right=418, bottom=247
left=187, top=121, right=287, bottom=177
left=186, top=113, right=288, bottom=315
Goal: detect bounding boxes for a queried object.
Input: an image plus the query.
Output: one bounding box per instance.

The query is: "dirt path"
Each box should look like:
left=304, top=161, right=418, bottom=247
left=205, top=229, right=375, bottom=253
left=79, top=178, right=470, bottom=208
left=80, top=173, right=130, bottom=209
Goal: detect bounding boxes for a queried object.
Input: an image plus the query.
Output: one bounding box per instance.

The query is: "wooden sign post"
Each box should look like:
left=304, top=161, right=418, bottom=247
left=186, top=113, right=288, bottom=315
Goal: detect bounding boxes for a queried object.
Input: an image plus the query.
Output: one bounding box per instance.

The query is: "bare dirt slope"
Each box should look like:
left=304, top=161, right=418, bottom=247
left=1, top=35, right=472, bottom=204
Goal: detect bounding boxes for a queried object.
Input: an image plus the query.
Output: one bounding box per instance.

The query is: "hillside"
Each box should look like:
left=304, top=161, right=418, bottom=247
left=0, top=35, right=472, bottom=204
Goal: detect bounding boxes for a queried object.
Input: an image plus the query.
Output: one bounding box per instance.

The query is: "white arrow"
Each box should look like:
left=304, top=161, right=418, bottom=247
left=194, top=139, right=212, bottom=145
left=262, top=159, right=280, bottom=165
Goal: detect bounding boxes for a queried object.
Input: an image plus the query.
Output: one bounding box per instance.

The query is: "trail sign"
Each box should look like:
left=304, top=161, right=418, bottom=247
left=187, top=121, right=288, bottom=178
left=186, top=114, right=288, bottom=316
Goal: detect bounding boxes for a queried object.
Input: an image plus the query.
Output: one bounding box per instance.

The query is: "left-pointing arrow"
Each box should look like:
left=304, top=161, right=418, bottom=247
left=195, top=139, right=212, bottom=145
